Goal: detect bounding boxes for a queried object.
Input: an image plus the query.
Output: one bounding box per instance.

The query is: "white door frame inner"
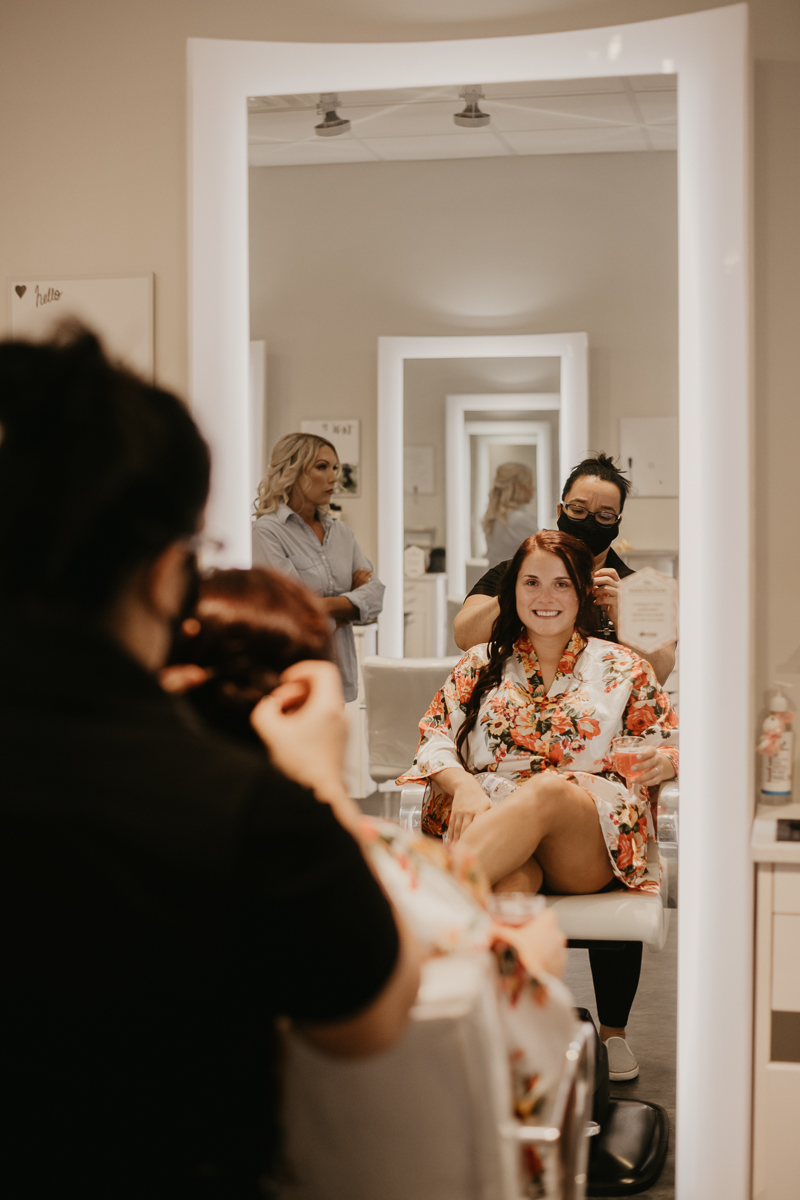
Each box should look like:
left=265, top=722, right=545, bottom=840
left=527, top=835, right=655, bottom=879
left=187, top=8, right=752, bottom=1197
left=380, top=335, right=585, bottom=645
left=446, top=391, right=561, bottom=596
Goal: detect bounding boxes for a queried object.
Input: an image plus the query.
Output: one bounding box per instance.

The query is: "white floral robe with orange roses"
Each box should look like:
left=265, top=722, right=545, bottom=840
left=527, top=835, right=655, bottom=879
left=397, top=632, right=679, bottom=893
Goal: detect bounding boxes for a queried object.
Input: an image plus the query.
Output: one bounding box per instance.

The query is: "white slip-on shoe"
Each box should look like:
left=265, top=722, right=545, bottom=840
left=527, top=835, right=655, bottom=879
left=604, top=1036, right=639, bottom=1081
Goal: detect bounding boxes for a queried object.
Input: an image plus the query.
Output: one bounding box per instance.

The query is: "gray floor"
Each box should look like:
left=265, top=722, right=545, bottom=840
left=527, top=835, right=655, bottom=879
left=359, top=790, right=677, bottom=1198
left=564, top=919, right=677, bottom=1199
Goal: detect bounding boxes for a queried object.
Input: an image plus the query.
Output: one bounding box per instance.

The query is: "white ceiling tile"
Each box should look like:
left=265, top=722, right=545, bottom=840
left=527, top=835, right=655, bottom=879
left=483, top=77, right=627, bottom=98
left=347, top=101, right=475, bottom=139
left=646, top=126, right=678, bottom=151
left=249, top=109, right=325, bottom=141
left=627, top=74, right=678, bottom=91
left=633, top=90, right=678, bottom=125
left=490, top=92, right=640, bottom=132
left=248, top=140, right=377, bottom=167
left=362, top=132, right=509, bottom=161
left=502, top=126, right=651, bottom=155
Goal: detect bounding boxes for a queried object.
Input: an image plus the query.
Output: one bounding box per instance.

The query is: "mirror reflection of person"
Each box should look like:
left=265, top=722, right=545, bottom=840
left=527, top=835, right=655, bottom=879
left=454, top=452, right=676, bottom=688
left=482, top=461, right=538, bottom=569
left=252, top=433, right=384, bottom=702
left=401, top=530, right=678, bottom=1084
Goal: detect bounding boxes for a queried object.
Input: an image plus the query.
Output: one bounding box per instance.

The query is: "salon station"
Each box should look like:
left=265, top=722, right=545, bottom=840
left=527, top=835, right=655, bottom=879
left=5, top=1, right=800, bottom=1197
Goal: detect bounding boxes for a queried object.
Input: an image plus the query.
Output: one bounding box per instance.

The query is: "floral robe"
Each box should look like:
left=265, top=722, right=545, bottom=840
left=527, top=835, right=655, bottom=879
left=397, top=632, right=679, bottom=894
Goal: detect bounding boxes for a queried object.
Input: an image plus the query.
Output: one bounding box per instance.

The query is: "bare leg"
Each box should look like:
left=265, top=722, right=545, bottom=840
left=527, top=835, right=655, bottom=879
left=460, top=773, right=614, bottom=895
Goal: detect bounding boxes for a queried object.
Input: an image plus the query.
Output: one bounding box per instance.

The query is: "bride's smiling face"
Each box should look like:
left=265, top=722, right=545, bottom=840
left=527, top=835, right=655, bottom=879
left=515, top=549, right=580, bottom=641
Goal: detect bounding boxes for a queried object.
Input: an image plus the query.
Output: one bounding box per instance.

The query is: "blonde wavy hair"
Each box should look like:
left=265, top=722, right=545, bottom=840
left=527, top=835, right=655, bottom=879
left=253, top=432, right=339, bottom=518
left=482, top=462, right=534, bottom=537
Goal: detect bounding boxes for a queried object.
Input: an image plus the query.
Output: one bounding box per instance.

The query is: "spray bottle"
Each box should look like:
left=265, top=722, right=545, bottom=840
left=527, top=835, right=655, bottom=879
left=757, top=682, right=795, bottom=804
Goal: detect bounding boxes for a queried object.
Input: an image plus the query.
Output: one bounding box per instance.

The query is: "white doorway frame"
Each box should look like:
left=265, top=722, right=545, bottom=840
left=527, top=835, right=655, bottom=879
left=187, top=8, right=752, bottom=1197
left=446, top=392, right=561, bottom=595
left=380, top=335, right=586, bottom=653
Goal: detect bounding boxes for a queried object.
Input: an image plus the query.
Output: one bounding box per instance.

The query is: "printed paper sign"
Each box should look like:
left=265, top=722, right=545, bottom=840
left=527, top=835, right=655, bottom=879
left=617, top=566, right=678, bottom=655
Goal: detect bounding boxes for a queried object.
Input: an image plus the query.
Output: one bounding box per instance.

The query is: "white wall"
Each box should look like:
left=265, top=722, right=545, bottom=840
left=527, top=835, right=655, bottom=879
left=249, top=149, right=679, bottom=561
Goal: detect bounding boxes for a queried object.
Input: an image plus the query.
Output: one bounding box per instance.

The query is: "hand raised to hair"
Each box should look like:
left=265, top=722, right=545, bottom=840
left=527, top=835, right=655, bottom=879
left=592, top=567, right=621, bottom=626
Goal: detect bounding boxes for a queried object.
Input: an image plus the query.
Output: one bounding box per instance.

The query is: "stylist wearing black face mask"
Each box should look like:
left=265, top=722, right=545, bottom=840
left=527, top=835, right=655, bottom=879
left=454, top=453, right=676, bottom=688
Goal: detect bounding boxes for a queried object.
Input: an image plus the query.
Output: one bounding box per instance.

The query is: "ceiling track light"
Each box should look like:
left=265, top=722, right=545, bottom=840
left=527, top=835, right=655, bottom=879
left=315, top=93, right=351, bottom=137
left=454, top=85, right=490, bottom=129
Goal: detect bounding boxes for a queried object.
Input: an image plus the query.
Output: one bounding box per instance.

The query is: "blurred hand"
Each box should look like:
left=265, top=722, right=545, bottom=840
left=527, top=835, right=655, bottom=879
left=159, top=663, right=210, bottom=694
left=592, top=567, right=621, bottom=626
left=351, top=567, right=372, bottom=590
left=250, top=660, right=347, bottom=797
left=494, top=908, right=566, bottom=979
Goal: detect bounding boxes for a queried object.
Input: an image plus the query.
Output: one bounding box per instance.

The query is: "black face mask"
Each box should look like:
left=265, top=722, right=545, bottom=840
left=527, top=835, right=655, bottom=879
left=557, top=509, right=618, bottom=556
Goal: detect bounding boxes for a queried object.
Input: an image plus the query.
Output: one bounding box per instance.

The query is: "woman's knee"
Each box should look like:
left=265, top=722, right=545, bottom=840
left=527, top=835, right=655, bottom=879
left=511, top=772, right=568, bottom=816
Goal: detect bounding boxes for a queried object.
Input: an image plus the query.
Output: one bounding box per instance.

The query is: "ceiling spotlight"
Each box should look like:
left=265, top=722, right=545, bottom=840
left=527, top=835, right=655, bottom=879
left=315, top=93, right=351, bottom=137
left=454, top=86, right=490, bottom=129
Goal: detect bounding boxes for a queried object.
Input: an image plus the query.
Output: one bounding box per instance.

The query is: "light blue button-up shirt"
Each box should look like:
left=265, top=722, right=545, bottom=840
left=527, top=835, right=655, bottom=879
left=252, top=505, right=384, bottom=702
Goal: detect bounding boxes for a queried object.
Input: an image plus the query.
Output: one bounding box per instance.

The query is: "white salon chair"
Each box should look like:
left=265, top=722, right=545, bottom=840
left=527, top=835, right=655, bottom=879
left=361, top=655, right=459, bottom=784
left=278, top=953, right=595, bottom=1200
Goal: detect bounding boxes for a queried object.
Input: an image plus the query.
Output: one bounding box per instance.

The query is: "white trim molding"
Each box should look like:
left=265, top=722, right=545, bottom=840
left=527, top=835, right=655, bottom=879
left=187, top=8, right=752, bottom=1196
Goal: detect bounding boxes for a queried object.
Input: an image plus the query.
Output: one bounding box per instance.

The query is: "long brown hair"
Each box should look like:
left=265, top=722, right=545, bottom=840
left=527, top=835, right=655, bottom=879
left=454, top=530, right=597, bottom=765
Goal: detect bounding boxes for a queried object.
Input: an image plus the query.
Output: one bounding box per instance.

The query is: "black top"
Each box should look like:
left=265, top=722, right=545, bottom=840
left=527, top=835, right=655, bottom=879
left=0, top=622, right=399, bottom=1199
left=467, top=547, right=635, bottom=643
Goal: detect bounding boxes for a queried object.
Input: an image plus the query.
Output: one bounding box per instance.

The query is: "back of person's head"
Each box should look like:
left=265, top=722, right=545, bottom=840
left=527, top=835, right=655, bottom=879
left=0, top=327, right=210, bottom=621
left=254, top=431, right=338, bottom=518
left=170, top=567, right=334, bottom=746
left=482, top=462, right=533, bottom=536
left=561, top=452, right=631, bottom=510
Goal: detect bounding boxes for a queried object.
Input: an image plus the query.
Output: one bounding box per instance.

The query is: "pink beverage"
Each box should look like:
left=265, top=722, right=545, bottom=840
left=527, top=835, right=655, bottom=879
left=614, top=749, right=641, bottom=784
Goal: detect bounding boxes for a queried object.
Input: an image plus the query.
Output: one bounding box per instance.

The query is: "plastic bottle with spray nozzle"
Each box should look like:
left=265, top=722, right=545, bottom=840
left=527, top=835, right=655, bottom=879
left=757, top=682, right=795, bottom=805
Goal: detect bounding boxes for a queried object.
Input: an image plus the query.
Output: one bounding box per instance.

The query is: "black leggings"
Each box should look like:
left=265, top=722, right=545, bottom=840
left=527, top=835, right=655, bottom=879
left=569, top=938, right=643, bottom=1028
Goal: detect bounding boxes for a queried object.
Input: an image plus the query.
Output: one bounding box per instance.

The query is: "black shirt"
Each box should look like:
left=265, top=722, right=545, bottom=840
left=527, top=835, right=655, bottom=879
left=467, top=546, right=635, bottom=643
left=0, top=623, right=399, bottom=1198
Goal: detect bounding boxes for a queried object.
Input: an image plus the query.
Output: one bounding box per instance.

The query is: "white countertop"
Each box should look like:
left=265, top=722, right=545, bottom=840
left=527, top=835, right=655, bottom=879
left=752, top=802, right=800, bottom=863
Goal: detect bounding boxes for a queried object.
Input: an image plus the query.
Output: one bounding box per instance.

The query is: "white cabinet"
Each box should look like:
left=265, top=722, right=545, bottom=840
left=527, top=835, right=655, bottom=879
left=752, top=816, right=800, bottom=1198
left=404, top=574, right=448, bottom=658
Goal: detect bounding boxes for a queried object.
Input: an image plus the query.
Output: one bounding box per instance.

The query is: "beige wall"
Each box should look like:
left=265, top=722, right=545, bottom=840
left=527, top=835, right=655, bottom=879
left=250, top=150, right=679, bottom=558
left=1, top=0, right=798, bottom=727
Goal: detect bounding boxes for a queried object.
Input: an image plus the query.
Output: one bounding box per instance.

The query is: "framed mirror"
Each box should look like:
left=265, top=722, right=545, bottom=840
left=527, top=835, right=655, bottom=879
left=187, top=9, right=751, bottom=1196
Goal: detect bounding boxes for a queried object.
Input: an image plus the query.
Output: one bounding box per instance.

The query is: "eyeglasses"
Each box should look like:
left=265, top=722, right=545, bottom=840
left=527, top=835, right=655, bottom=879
left=562, top=502, right=620, bottom=527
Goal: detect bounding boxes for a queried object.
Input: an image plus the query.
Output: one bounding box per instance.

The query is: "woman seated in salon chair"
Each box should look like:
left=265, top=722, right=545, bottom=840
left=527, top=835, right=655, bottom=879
left=398, top=530, right=679, bottom=1062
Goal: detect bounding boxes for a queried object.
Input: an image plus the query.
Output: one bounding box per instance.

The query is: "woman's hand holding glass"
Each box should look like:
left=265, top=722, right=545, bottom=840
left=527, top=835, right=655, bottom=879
left=613, top=738, right=675, bottom=791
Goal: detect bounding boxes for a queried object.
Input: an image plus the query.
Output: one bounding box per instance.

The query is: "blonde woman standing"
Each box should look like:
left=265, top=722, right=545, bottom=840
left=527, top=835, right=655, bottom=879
left=483, top=462, right=538, bottom=568
left=252, top=432, right=384, bottom=702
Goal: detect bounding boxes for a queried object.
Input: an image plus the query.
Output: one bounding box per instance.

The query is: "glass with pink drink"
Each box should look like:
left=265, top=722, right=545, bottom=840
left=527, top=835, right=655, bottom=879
left=611, top=735, right=647, bottom=799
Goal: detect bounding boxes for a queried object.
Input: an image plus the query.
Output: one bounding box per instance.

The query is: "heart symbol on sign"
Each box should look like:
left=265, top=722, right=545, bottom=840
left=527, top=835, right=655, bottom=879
left=15, top=285, right=26, bottom=298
